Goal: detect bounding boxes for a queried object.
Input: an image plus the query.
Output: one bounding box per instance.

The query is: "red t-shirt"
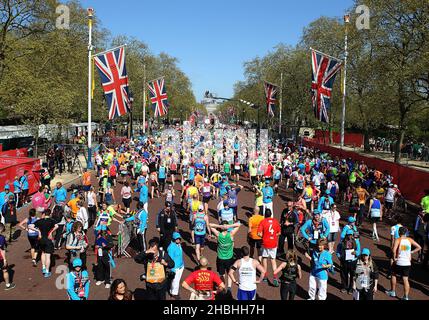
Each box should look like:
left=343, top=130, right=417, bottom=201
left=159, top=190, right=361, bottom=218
left=264, top=164, right=274, bottom=177
left=258, top=217, right=281, bottom=249
left=184, top=269, right=222, bottom=292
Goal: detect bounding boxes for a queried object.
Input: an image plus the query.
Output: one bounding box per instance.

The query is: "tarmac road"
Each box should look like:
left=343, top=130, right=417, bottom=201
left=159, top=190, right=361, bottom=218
left=1, top=172, right=428, bottom=300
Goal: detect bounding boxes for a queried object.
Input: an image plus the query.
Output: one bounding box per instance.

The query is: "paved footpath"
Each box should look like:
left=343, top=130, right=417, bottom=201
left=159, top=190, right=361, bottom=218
left=1, top=171, right=428, bottom=300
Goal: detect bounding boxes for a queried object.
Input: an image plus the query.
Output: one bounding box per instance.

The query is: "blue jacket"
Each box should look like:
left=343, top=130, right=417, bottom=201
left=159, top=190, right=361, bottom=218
left=300, top=218, right=330, bottom=245
left=139, top=185, right=149, bottom=204
left=340, top=224, right=359, bottom=241
left=67, top=270, right=90, bottom=300
left=311, top=250, right=334, bottom=280
left=13, top=181, right=21, bottom=193
left=262, top=186, right=274, bottom=204
left=167, top=241, right=183, bottom=272
left=125, top=209, right=148, bottom=233
left=317, top=196, right=334, bottom=212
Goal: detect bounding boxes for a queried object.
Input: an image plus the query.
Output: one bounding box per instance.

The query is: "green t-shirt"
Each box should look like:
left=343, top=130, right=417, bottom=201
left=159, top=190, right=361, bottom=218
left=217, top=232, right=234, bottom=260
left=135, top=162, right=143, bottom=173
left=349, top=172, right=356, bottom=184
left=224, top=163, right=231, bottom=173
left=421, top=195, right=429, bottom=214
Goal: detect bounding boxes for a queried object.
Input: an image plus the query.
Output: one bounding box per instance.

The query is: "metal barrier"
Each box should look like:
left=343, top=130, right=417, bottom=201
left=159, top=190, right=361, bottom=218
left=117, top=222, right=134, bottom=258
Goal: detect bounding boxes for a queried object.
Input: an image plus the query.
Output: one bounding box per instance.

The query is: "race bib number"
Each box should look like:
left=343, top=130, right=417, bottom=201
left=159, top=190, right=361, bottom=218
left=313, top=230, right=319, bottom=240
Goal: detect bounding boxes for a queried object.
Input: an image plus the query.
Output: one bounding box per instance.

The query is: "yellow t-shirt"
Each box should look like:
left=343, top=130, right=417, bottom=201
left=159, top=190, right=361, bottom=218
left=188, top=186, right=198, bottom=198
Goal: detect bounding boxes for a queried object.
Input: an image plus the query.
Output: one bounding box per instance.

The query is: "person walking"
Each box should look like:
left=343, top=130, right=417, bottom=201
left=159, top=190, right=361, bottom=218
left=274, top=250, right=302, bottom=300
left=228, top=246, right=266, bottom=300
left=18, top=208, right=39, bottom=267
left=0, top=223, right=16, bottom=290
left=353, top=248, right=379, bottom=300
left=2, top=194, right=18, bottom=243
left=95, top=229, right=115, bottom=288
left=125, top=207, right=148, bottom=252
left=66, top=258, right=90, bottom=300
left=368, top=193, right=383, bottom=242
left=167, top=232, right=185, bottom=299
left=307, top=239, right=334, bottom=300
left=248, top=206, right=264, bottom=261
left=336, top=229, right=361, bottom=294
left=156, top=203, right=178, bottom=250
left=278, top=202, right=299, bottom=256
left=134, top=237, right=175, bottom=300
left=65, top=221, right=88, bottom=269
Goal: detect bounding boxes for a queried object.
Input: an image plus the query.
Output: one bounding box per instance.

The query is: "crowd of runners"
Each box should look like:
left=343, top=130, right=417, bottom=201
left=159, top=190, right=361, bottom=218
left=1, top=126, right=429, bottom=301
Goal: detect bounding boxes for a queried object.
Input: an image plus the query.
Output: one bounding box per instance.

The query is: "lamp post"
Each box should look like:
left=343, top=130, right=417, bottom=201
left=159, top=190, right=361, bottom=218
left=86, top=8, right=94, bottom=169
left=128, top=93, right=134, bottom=138
left=340, top=14, right=350, bottom=148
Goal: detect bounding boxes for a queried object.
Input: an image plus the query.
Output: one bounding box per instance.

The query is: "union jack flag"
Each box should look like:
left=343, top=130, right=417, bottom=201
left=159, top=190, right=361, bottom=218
left=148, top=78, right=169, bottom=117
left=311, top=49, right=343, bottom=123
left=264, top=81, right=278, bottom=118
left=94, top=46, right=131, bottom=120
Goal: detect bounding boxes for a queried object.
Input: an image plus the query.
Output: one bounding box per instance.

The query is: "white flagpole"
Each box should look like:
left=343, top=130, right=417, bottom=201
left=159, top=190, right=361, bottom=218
left=143, top=64, right=146, bottom=134
left=87, top=8, right=94, bottom=169
left=341, top=15, right=350, bottom=148
left=279, top=72, right=283, bottom=136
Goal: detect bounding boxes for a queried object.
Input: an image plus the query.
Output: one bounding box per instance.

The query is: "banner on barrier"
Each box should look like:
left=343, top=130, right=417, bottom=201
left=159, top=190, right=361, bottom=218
left=0, top=157, right=41, bottom=194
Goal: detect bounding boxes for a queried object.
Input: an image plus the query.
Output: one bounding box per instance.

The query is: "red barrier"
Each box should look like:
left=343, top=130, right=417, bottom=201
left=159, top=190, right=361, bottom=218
left=0, top=148, right=28, bottom=157
left=314, top=130, right=364, bottom=148
left=0, top=144, right=2, bottom=152
left=0, top=157, right=41, bottom=194
left=303, top=139, right=429, bottom=204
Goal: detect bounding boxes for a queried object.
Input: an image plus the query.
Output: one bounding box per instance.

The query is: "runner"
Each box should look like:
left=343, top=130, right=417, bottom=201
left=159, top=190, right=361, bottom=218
left=182, top=257, right=225, bottom=300
left=257, top=209, right=281, bottom=286
left=192, top=204, right=212, bottom=261
left=228, top=246, right=266, bottom=300
left=248, top=206, right=264, bottom=261
left=273, top=250, right=302, bottom=300
left=368, top=193, right=383, bottom=242
left=386, top=227, right=422, bottom=300
left=17, top=208, right=39, bottom=267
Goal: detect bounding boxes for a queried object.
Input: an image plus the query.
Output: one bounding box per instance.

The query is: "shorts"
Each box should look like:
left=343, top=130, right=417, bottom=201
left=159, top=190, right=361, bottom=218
left=370, top=217, right=381, bottom=223
left=170, top=170, right=177, bottom=175
left=202, top=196, right=211, bottom=203
left=274, top=179, right=280, bottom=185
left=305, top=201, right=312, bottom=210
left=247, top=237, right=262, bottom=249
left=83, top=185, right=91, bottom=192
left=250, top=176, right=257, bottom=185
left=295, top=188, right=303, bottom=195
left=327, top=232, right=337, bottom=242
left=39, top=238, right=55, bottom=254
left=393, top=264, right=410, bottom=277
left=123, top=197, right=132, bottom=208
left=385, top=201, right=393, bottom=209
left=216, top=257, right=235, bottom=275
left=233, top=169, right=241, bottom=175
left=262, top=247, right=277, bottom=259
left=0, top=260, right=5, bottom=270
left=120, top=172, right=128, bottom=177
left=214, top=182, right=220, bottom=189
left=194, top=234, right=206, bottom=247
left=28, top=236, right=39, bottom=249
left=237, top=289, right=256, bottom=301
left=159, top=178, right=166, bottom=184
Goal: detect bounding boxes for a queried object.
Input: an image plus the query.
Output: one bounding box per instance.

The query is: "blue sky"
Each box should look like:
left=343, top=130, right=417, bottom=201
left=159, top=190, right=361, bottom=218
left=79, top=0, right=354, bottom=101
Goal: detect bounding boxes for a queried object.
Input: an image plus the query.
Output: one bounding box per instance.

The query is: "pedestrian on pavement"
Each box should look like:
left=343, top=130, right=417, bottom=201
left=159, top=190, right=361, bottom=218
left=307, top=239, right=334, bottom=300
left=156, top=202, right=178, bottom=250
left=2, top=194, right=17, bottom=243
left=336, top=229, right=361, bottom=294
left=95, top=228, right=115, bottom=289
left=353, top=248, right=379, bottom=300
left=17, top=208, right=39, bottom=267
left=108, top=279, right=134, bottom=300
left=65, top=221, right=88, bottom=269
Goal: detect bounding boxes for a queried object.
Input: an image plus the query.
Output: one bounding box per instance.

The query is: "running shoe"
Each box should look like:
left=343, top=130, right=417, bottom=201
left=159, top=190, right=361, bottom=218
left=272, top=278, right=279, bottom=287
left=401, top=296, right=409, bottom=301
left=105, top=284, right=111, bottom=289
left=42, top=267, right=47, bottom=275
left=96, top=281, right=103, bottom=286
left=4, top=283, right=16, bottom=291
left=386, top=290, right=396, bottom=297
left=32, top=260, right=37, bottom=267
left=44, top=272, right=52, bottom=278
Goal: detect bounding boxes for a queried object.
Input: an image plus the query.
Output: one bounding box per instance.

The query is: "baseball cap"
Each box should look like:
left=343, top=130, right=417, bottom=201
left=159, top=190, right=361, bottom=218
left=72, top=258, right=83, bottom=268
left=348, top=216, right=356, bottom=223
left=313, top=210, right=321, bottom=216
left=361, top=248, right=371, bottom=256
left=4, top=184, right=10, bottom=190
left=172, top=232, right=182, bottom=240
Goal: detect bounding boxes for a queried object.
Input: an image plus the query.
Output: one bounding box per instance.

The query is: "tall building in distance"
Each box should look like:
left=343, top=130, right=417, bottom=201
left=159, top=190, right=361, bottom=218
left=201, top=93, right=222, bottom=114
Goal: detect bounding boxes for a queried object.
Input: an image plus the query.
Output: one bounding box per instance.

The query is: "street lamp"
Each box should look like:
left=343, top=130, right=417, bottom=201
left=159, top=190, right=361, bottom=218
left=129, top=93, right=134, bottom=138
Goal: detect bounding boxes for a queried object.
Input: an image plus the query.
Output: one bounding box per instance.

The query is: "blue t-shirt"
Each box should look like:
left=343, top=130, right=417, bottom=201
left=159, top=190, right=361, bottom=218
left=20, top=176, right=29, bottom=190
left=53, top=187, right=67, bottom=204
left=219, top=181, right=229, bottom=197
left=227, top=188, right=240, bottom=208
left=274, top=170, right=282, bottom=180
left=262, top=186, right=274, bottom=203
left=311, top=250, right=333, bottom=280
left=220, top=208, right=234, bottom=223
left=13, top=181, right=21, bottom=193
left=189, top=167, right=195, bottom=181
left=139, top=185, right=149, bottom=204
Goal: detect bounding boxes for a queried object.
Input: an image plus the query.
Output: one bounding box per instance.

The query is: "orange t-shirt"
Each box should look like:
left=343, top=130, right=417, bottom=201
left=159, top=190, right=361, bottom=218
left=82, top=172, right=91, bottom=186
left=248, top=215, right=264, bottom=240
left=67, top=198, right=79, bottom=218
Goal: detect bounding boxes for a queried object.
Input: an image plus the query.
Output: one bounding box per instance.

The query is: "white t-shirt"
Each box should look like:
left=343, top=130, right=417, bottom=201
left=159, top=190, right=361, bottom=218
left=121, top=186, right=132, bottom=199
left=385, top=188, right=397, bottom=202
left=323, top=210, right=341, bottom=233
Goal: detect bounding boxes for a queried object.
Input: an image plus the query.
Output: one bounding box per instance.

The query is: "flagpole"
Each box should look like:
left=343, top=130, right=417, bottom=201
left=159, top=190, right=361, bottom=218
left=340, top=14, right=350, bottom=148
left=279, top=72, right=283, bottom=136
left=87, top=8, right=94, bottom=170
left=143, top=64, right=146, bottom=135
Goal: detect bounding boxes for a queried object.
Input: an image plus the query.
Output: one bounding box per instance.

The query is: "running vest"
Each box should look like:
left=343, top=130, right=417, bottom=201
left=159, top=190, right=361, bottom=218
left=396, top=238, right=412, bottom=266
left=42, top=169, right=51, bottom=180
left=166, top=190, right=173, bottom=203
left=370, top=199, right=381, bottom=218
left=220, top=208, right=234, bottom=223
left=194, top=212, right=207, bottom=236
left=280, top=263, right=298, bottom=283
left=296, top=175, right=304, bottom=189
left=238, top=258, right=257, bottom=291
left=202, top=184, right=211, bottom=197
left=217, top=232, right=233, bottom=260
left=27, top=216, right=39, bottom=237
